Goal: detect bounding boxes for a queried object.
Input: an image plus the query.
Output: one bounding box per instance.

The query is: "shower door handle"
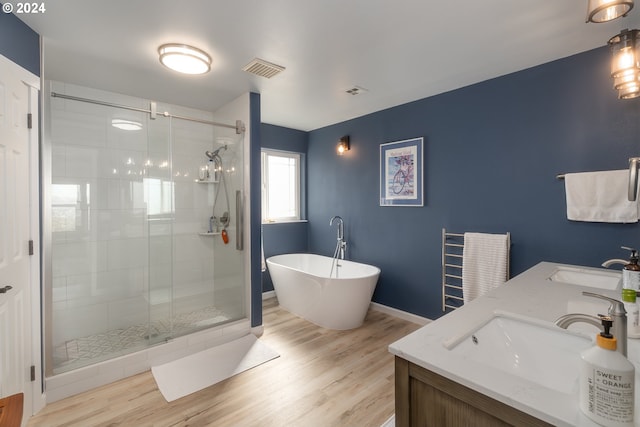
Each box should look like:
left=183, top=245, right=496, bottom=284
left=236, top=190, right=243, bottom=251
left=629, top=157, right=640, bottom=201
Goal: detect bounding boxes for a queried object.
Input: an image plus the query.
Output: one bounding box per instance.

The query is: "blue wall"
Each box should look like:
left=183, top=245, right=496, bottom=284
left=260, top=124, right=309, bottom=292
left=306, top=46, right=640, bottom=320
left=262, top=123, right=308, bottom=153
left=0, top=9, right=39, bottom=76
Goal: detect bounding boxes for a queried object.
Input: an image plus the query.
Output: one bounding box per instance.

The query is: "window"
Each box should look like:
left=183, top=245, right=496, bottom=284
left=144, top=178, right=175, bottom=216
left=261, top=149, right=301, bottom=222
left=51, top=182, right=90, bottom=234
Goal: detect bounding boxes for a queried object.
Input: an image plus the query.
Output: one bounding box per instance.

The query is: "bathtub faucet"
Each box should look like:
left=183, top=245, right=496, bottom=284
left=330, top=216, right=346, bottom=260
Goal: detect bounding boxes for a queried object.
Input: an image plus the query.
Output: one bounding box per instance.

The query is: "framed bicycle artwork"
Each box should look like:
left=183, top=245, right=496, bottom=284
left=379, top=137, right=423, bottom=207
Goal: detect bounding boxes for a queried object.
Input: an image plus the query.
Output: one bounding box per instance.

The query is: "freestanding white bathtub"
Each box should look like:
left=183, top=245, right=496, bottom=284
left=266, top=253, right=381, bottom=330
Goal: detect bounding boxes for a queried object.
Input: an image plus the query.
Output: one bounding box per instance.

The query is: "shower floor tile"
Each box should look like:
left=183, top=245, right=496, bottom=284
left=52, top=305, right=233, bottom=374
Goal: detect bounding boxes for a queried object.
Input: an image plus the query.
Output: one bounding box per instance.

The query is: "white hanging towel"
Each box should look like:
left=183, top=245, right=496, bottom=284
left=462, top=232, right=509, bottom=304
left=565, top=170, right=639, bottom=223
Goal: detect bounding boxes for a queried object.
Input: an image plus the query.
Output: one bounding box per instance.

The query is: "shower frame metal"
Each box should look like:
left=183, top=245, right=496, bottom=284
left=50, top=92, right=246, bottom=134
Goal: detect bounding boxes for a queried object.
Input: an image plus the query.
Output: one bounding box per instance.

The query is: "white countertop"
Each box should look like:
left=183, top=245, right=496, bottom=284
left=389, top=261, right=640, bottom=427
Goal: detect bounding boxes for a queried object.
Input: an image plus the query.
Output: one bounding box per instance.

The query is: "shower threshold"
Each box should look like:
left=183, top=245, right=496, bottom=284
left=52, top=305, right=234, bottom=374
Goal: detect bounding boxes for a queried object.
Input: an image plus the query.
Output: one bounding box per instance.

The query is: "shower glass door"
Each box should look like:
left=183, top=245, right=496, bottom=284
left=145, top=113, right=173, bottom=344
left=46, top=82, right=246, bottom=375
left=161, top=114, right=246, bottom=340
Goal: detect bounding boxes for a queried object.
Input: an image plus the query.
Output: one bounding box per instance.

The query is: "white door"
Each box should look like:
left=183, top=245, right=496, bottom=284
left=0, top=54, right=37, bottom=425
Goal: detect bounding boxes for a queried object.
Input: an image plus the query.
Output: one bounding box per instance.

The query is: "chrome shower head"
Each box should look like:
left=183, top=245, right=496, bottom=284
left=205, top=145, right=228, bottom=160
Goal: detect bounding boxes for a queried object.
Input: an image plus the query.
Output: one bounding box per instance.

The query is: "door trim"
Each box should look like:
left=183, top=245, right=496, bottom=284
left=0, top=53, right=43, bottom=420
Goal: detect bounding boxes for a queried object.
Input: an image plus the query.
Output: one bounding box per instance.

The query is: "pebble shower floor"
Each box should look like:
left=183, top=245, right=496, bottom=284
left=52, top=306, right=232, bottom=374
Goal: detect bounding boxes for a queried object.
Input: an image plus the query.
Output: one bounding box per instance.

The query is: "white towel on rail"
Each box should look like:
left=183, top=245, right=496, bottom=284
left=565, top=170, right=639, bottom=223
left=462, top=232, right=509, bottom=304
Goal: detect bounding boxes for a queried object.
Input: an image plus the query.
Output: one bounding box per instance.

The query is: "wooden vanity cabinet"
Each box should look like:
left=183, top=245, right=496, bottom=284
left=394, top=357, right=554, bottom=427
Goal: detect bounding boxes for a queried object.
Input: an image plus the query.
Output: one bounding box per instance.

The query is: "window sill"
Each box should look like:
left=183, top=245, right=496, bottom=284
left=262, top=219, right=308, bottom=225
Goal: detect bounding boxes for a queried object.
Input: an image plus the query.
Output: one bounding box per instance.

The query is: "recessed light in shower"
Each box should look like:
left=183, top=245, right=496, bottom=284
left=158, top=43, right=212, bottom=75
left=111, top=119, right=143, bottom=131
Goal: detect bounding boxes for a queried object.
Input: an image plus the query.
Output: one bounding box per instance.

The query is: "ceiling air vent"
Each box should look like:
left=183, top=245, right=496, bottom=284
left=345, top=86, right=368, bottom=95
left=242, top=58, right=285, bottom=79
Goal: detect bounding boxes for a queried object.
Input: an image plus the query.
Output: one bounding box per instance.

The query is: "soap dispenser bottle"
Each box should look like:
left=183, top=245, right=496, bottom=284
left=579, top=317, right=635, bottom=426
left=622, top=289, right=640, bottom=339
left=622, top=246, right=640, bottom=291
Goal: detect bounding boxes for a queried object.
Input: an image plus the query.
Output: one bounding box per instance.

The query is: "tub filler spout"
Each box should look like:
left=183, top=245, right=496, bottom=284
left=330, top=216, right=346, bottom=260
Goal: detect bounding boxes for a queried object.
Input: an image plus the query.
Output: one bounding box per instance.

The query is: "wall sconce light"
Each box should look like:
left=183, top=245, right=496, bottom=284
left=337, top=136, right=350, bottom=155
left=587, top=0, right=634, bottom=23
left=608, top=29, right=640, bottom=99
left=158, top=43, right=212, bottom=75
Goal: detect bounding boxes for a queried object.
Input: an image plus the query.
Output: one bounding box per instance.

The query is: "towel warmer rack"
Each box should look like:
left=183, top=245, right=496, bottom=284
left=442, top=229, right=464, bottom=312
left=441, top=228, right=511, bottom=312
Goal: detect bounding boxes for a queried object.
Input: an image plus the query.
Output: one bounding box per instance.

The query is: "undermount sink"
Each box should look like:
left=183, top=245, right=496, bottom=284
left=548, top=265, right=621, bottom=290
left=443, top=312, right=593, bottom=393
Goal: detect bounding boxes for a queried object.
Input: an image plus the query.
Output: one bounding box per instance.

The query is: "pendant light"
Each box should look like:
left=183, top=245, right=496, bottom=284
left=587, top=0, right=634, bottom=23
left=608, top=29, right=640, bottom=99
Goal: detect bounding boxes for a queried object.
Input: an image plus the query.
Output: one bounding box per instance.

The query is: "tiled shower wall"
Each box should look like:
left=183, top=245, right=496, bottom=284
left=48, top=81, right=242, bottom=352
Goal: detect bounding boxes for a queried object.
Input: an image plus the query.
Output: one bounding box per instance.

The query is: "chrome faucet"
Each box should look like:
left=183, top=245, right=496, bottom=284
left=330, top=216, right=346, bottom=260
left=555, top=291, right=627, bottom=356
left=602, top=259, right=629, bottom=268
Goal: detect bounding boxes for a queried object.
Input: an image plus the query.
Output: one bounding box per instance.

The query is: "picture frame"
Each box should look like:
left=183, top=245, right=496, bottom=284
left=379, top=137, right=423, bottom=207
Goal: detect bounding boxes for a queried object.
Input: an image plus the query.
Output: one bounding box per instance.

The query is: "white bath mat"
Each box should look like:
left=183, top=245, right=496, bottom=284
left=381, top=414, right=395, bottom=427
left=151, top=334, right=279, bottom=402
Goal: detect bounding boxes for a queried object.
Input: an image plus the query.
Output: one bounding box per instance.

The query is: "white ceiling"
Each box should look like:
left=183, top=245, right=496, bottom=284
left=17, top=1, right=640, bottom=131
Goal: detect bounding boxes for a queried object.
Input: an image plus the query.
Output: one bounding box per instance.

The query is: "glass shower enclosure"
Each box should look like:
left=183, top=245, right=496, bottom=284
left=44, top=82, right=247, bottom=375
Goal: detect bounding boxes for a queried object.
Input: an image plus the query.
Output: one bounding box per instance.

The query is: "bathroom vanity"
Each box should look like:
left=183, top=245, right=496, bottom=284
left=389, top=262, right=640, bottom=427
left=394, top=357, right=552, bottom=426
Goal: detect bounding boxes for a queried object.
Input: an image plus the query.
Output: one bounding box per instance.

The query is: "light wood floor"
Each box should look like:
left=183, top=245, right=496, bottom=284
left=27, top=298, right=421, bottom=427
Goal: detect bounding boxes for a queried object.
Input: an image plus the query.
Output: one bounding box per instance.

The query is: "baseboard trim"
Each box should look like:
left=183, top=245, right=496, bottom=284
left=262, top=290, right=276, bottom=300
left=260, top=291, right=430, bottom=325
left=370, top=302, right=431, bottom=325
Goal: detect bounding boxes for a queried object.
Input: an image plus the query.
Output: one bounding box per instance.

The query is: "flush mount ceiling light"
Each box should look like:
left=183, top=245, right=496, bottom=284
left=158, top=44, right=212, bottom=75
left=337, top=136, right=350, bottom=155
left=111, top=119, right=143, bottom=131
left=608, top=29, right=640, bottom=99
left=587, top=0, right=634, bottom=22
